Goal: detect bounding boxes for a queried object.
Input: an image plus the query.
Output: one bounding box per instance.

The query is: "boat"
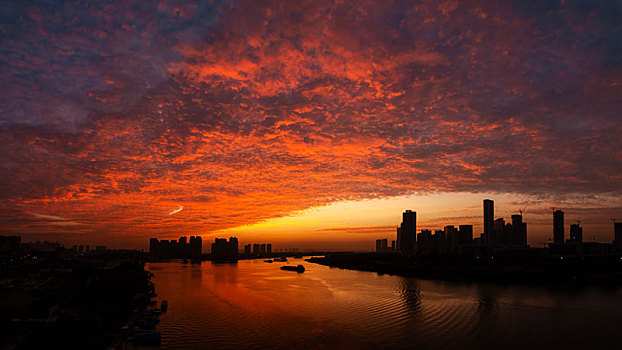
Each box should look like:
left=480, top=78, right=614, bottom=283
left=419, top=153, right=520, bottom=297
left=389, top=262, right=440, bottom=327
left=264, top=259, right=273, bottom=263
left=280, top=264, right=305, bottom=273
left=275, top=257, right=287, bottom=262
left=161, top=300, right=168, bottom=313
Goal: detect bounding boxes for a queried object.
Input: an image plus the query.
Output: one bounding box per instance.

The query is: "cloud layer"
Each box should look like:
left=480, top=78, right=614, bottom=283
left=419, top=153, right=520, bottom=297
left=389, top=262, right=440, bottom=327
left=1, top=0, right=620, bottom=246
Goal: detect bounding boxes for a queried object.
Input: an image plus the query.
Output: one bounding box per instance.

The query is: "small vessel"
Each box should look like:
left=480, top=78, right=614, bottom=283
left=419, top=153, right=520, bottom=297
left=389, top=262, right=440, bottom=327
left=275, top=257, right=287, bottom=262
left=280, top=264, right=305, bottom=273
left=161, top=300, right=168, bottom=313
left=264, top=259, right=273, bottom=263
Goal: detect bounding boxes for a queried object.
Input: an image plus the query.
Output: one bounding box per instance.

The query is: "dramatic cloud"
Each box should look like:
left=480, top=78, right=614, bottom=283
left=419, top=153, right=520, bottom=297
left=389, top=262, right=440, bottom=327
left=0, top=0, right=620, bottom=247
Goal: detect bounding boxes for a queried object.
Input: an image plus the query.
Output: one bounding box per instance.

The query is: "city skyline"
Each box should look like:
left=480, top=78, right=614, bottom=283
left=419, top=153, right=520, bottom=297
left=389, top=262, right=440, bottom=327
left=1, top=1, right=621, bottom=250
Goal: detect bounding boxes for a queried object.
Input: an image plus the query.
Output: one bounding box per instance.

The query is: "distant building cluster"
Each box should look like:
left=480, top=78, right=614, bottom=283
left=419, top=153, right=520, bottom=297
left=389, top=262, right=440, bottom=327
left=243, top=243, right=273, bottom=257
left=375, top=238, right=394, bottom=253
left=550, top=211, right=622, bottom=256
left=389, top=200, right=527, bottom=256
left=376, top=199, right=622, bottom=257
left=211, top=237, right=238, bottom=260
left=1, top=236, right=110, bottom=268
left=149, top=236, right=202, bottom=259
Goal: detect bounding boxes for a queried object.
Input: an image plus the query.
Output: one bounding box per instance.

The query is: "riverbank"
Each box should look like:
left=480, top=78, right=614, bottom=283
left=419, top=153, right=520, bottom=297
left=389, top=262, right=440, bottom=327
left=307, top=252, right=622, bottom=285
left=0, top=254, right=155, bottom=349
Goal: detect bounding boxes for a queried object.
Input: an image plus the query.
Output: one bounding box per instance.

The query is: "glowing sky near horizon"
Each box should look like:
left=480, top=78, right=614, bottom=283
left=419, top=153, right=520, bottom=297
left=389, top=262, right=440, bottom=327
left=0, top=0, right=621, bottom=250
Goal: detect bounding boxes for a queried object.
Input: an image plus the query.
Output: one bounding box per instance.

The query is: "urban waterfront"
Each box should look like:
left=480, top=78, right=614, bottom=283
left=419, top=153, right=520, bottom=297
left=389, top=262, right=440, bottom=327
left=146, top=259, right=622, bottom=350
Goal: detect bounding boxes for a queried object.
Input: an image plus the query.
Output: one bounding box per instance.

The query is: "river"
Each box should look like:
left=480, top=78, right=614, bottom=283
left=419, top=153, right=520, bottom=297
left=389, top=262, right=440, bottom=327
left=145, top=258, right=622, bottom=349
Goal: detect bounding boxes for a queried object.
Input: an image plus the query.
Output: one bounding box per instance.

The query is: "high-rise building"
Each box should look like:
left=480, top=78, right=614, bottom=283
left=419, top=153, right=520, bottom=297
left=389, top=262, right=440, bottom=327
left=458, top=225, right=473, bottom=245
left=266, top=244, right=272, bottom=256
left=493, top=217, right=512, bottom=245
left=253, top=244, right=260, bottom=256
left=417, top=229, right=433, bottom=256
left=381, top=238, right=388, bottom=252
left=483, top=199, right=494, bottom=245
left=615, top=222, right=622, bottom=248
left=211, top=237, right=238, bottom=260
left=444, top=226, right=459, bottom=254
left=553, top=210, right=564, bottom=245
left=511, top=214, right=527, bottom=246
left=399, top=210, right=417, bottom=255
left=260, top=243, right=266, bottom=256
left=376, top=239, right=382, bottom=252
left=244, top=244, right=251, bottom=256
left=150, top=236, right=202, bottom=258
left=569, top=224, right=583, bottom=244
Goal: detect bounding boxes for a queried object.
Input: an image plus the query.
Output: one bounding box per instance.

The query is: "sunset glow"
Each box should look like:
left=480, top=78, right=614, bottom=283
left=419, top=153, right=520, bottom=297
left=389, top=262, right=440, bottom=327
left=1, top=0, right=620, bottom=250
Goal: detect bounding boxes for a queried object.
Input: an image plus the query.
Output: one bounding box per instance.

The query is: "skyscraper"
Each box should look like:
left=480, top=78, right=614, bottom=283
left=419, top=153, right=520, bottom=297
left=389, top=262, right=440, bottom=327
left=569, top=223, right=583, bottom=244
left=553, top=210, right=564, bottom=245
left=458, top=225, right=473, bottom=245
left=483, top=199, right=494, bottom=245
left=399, top=210, right=417, bottom=256
left=615, top=222, right=622, bottom=248
left=511, top=214, right=527, bottom=246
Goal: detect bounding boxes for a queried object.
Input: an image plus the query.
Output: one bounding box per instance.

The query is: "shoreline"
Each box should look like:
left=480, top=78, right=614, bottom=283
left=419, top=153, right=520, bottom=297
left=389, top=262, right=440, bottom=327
left=306, top=253, right=622, bottom=286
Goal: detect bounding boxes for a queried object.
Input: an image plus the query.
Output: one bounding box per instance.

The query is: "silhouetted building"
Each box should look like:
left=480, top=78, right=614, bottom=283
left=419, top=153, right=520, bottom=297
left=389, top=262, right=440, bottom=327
left=511, top=214, right=528, bottom=247
left=445, top=226, right=458, bottom=254
left=253, top=244, right=260, bottom=256
left=554, top=210, right=565, bottom=245
left=399, top=210, right=417, bottom=256
left=417, top=229, right=433, bottom=256
left=376, top=238, right=390, bottom=252
left=434, top=230, right=446, bottom=255
left=614, top=223, right=622, bottom=250
left=149, top=236, right=202, bottom=258
left=267, top=244, right=272, bottom=256
left=494, top=218, right=506, bottom=245
left=391, top=240, right=396, bottom=251
left=483, top=199, right=494, bottom=245
left=244, top=244, right=251, bottom=256
left=569, top=223, right=583, bottom=244
left=458, top=225, right=473, bottom=245
left=189, top=236, right=202, bottom=257
left=211, top=237, right=238, bottom=260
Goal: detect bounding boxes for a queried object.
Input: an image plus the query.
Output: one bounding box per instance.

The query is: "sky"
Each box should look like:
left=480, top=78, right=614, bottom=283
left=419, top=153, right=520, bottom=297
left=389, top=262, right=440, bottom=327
left=0, top=0, right=621, bottom=251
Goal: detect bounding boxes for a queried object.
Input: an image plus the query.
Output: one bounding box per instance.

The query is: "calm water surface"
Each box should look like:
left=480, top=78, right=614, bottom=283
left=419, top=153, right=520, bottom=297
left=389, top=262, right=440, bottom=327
left=146, top=259, right=622, bottom=350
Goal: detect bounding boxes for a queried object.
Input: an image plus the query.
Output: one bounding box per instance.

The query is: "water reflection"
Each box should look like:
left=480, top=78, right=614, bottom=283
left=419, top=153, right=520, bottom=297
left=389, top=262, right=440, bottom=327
left=146, top=259, right=622, bottom=350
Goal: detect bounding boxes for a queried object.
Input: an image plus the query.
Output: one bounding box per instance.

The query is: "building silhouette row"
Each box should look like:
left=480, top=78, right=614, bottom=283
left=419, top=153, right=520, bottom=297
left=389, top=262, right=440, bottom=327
left=550, top=210, right=622, bottom=256
left=377, top=199, right=621, bottom=257
left=243, top=243, right=273, bottom=257
left=211, top=237, right=239, bottom=260
left=149, top=236, right=202, bottom=258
